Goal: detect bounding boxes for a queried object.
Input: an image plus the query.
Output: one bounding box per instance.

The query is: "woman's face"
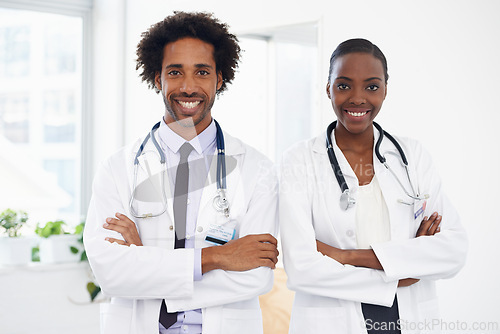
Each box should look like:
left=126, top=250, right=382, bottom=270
left=326, top=52, right=387, bottom=136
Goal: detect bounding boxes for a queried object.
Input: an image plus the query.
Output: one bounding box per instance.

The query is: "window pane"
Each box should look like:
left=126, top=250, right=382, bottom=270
left=0, top=25, right=30, bottom=77
left=0, top=8, right=82, bottom=226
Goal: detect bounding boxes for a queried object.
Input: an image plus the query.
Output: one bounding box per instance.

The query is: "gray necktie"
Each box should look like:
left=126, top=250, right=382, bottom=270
left=159, top=142, right=193, bottom=329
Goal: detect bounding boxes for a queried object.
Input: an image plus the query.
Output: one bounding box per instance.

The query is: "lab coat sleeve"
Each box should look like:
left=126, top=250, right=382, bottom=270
left=83, top=153, right=194, bottom=299
left=280, top=144, right=398, bottom=307
left=372, top=139, right=468, bottom=282
left=164, top=153, right=278, bottom=312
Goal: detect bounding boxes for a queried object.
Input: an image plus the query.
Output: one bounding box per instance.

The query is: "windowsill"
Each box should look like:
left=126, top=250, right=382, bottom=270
left=0, top=261, right=88, bottom=274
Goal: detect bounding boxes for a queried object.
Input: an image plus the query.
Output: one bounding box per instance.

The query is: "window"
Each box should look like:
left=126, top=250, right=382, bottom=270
left=0, top=4, right=88, bottom=226
left=216, top=22, right=320, bottom=162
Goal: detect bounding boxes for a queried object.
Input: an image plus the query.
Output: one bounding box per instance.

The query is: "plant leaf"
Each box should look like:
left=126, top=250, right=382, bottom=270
left=32, top=247, right=40, bottom=262
left=87, top=282, right=101, bottom=302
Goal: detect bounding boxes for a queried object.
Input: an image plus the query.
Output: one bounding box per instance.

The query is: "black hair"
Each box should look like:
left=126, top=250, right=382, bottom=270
left=136, top=11, right=241, bottom=95
left=328, top=38, right=388, bottom=83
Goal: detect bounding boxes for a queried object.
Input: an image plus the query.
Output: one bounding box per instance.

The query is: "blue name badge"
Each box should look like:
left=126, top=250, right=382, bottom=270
left=414, top=199, right=427, bottom=220
left=205, top=223, right=235, bottom=245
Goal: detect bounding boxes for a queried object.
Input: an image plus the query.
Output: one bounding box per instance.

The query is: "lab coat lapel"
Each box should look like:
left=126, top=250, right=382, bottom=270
left=372, top=128, right=411, bottom=241
left=311, top=133, right=357, bottom=249
left=196, top=133, right=244, bottom=228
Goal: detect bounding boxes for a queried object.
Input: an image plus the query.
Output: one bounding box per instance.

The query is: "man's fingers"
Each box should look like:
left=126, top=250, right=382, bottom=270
left=258, top=241, right=279, bottom=252
left=103, top=222, right=129, bottom=236
left=259, top=258, right=276, bottom=269
left=115, top=212, right=135, bottom=224
left=249, top=233, right=277, bottom=245
left=105, top=237, right=126, bottom=245
left=260, top=250, right=278, bottom=264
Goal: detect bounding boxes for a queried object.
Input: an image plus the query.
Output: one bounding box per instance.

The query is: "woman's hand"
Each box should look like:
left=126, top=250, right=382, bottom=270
left=416, top=212, right=441, bottom=237
left=316, top=240, right=383, bottom=269
left=316, top=240, right=346, bottom=263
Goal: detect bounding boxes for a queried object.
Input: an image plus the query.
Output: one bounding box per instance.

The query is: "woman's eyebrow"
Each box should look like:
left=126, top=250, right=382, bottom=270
left=335, top=76, right=352, bottom=81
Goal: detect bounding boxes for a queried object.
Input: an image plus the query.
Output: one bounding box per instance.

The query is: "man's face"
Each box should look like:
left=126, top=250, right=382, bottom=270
left=155, top=37, right=222, bottom=133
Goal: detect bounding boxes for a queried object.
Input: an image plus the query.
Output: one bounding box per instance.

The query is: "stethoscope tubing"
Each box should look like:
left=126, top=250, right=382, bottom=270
left=129, top=119, right=227, bottom=219
left=326, top=120, right=423, bottom=210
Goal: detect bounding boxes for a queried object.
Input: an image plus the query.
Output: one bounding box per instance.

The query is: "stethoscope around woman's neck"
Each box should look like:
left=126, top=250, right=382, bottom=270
left=326, top=120, right=427, bottom=210
left=129, top=119, right=229, bottom=219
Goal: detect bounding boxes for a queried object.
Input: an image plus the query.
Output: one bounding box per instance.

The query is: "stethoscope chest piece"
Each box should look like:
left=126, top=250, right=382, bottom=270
left=340, top=190, right=356, bottom=211
left=213, top=189, right=230, bottom=218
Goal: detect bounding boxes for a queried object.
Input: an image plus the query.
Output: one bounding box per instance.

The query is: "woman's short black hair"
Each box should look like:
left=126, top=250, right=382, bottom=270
left=328, top=38, right=388, bottom=83
left=136, top=11, right=241, bottom=95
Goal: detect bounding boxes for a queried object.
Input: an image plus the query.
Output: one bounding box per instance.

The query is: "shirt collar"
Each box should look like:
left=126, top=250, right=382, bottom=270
left=158, top=118, right=217, bottom=155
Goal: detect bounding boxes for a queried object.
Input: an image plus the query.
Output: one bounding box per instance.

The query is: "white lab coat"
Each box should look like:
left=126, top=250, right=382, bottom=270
left=279, top=127, right=467, bottom=334
left=83, top=128, right=278, bottom=334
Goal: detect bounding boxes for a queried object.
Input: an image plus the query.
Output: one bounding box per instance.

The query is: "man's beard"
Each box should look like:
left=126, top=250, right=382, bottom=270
left=162, top=92, right=215, bottom=128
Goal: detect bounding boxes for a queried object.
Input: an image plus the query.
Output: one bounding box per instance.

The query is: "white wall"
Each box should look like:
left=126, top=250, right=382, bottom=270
left=92, top=0, right=500, bottom=329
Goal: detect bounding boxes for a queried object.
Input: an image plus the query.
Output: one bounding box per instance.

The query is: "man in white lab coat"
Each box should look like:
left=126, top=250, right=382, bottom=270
left=83, top=12, right=278, bottom=334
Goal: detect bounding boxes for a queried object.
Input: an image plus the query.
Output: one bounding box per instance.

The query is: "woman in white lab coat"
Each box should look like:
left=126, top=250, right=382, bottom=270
left=279, top=39, right=467, bottom=334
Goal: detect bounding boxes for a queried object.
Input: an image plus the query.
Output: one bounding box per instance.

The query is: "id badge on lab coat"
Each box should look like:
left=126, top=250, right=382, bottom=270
left=205, top=222, right=236, bottom=245
left=414, top=198, right=427, bottom=221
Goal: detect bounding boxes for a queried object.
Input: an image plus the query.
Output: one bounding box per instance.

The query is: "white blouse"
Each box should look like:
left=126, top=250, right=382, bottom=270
left=355, top=175, right=391, bottom=250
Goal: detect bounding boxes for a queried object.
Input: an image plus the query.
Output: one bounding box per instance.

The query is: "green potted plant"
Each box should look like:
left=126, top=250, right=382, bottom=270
left=0, top=209, right=33, bottom=265
left=35, top=220, right=84, bottom=264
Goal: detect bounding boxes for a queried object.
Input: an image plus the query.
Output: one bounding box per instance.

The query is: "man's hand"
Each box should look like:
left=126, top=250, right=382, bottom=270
left=103, top=213, right=143, bottom=246
left=398, top=278, right=420, bottom=287
left=202, top=234, right=278, bottom=273
left=416, top=212, right=441, bottom=237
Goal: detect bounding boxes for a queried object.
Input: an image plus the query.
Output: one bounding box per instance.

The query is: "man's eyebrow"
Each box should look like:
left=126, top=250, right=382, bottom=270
left=165, top=63, right=215, bottom=69
left=335, top=76, right=352, bottom=81
left=365, top=77, right=383, bottom=82
left=195, top=63, right=214, bottom=69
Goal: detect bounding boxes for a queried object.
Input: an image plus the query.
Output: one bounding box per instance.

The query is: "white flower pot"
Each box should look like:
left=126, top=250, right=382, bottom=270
left=39, top=234, right=83, bottom=264
left=0, top=236, right=34, bottom=266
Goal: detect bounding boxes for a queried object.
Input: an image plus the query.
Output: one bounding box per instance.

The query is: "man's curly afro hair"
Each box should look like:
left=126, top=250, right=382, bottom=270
left=136, top=11, right=241, bottom=95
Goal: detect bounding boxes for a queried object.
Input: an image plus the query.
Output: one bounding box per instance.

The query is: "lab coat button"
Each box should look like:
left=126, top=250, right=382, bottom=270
left=187, top=198, right=191, bottom=205
left=346, top=230, right=354, bottom=237
left=197, top=226, right=203, bottom=232
left=183, top=325, right=188, bottom=331
left=186, top=234, right=191, bottom=240
left=169, top=225, right=173, bottom=231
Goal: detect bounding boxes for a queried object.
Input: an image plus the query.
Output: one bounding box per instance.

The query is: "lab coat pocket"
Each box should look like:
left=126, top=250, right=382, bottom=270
left=100, top=302, right=133, bottom=334
left=289, top=306, right=347, bottom=334
left=220, top=308, right=263, bottom=334
left=416, top=298, right=440, bottom=333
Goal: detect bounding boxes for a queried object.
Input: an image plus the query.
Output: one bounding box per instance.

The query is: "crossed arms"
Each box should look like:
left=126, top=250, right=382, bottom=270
left=104, top=212, right=279, bottom=273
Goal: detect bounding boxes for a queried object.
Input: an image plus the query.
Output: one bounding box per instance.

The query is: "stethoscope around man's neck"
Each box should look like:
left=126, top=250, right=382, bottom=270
left=129, top=119, right=230, bottom=219
left=326, top=120, right=427, bottom=211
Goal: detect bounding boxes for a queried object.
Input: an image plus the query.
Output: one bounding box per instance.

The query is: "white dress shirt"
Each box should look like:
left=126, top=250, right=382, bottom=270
left=157, top=118, right=216, bottom=334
